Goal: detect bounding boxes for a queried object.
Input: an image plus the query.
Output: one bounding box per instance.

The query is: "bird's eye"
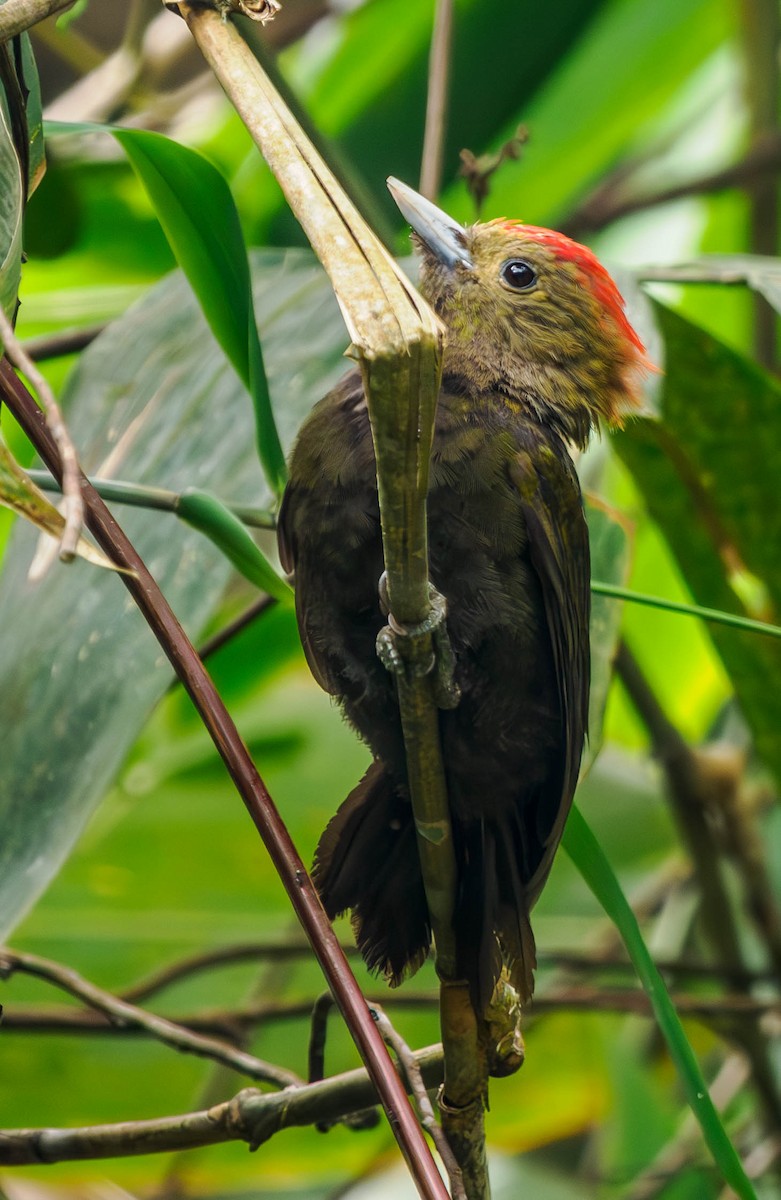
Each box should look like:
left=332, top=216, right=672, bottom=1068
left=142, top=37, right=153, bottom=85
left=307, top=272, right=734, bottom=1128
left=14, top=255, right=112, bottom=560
left=500, top=259, right=537, bottom=291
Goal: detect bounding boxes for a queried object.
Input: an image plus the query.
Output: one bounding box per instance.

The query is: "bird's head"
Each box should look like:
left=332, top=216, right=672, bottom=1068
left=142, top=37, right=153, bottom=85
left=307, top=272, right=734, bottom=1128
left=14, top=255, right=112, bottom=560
left=388, top=178, right=651, bottom=448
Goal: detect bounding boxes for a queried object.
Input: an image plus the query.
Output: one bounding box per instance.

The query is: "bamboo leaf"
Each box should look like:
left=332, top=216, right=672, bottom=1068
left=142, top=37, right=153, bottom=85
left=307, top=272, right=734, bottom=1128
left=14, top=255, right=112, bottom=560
left=614, top=303, right=781, bottom=783
left=45, top=120, right=286, bottom=498
left=0, top=247, right=347, bottom=943
left=0, top=77, right=24, bottom=322
left=176, top=488, right=292, bottom=602
left=563, top=803, right=757, bottom=1200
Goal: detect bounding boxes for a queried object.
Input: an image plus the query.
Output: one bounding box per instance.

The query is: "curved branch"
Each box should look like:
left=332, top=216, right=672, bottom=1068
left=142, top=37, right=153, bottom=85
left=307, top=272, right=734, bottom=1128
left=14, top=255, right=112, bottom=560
left=0, top=0, right=74, bottom=41
left=0, top=1046, right=445, bottom=1166
left=0, top=948, right=301, bottom=1089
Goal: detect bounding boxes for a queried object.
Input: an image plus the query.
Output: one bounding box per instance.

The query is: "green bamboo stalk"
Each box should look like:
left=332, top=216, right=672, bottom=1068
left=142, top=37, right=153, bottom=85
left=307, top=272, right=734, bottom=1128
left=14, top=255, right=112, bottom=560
left=591, top=579, right=781, bottom=639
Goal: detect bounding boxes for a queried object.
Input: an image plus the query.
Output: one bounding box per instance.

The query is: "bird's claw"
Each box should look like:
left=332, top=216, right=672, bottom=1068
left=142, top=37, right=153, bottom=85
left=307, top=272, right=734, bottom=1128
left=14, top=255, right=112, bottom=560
left=376, top=625, right=405, bottom=675
left=375, top=575, right=461, bottom=710
left=431, top=609, right=461, bottom=710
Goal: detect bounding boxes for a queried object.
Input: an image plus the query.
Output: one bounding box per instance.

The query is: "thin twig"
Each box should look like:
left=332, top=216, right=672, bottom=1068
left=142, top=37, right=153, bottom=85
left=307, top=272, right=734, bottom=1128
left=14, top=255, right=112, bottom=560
left=303, top=992, right=378, bottom=1132
left=0, top=1045, right=446, bottom=1166
left=44, top=0, right=158, bottom=123
left=9, top=983, right=781, bottom=1040
left=715, top=784, right=781, bottom=984
left=458, top=126, right=528, bottom=215
left=0, top=324, right=84, bottom=559
left=593, top=580, right=781, bottom=641
left=544, top=950, right=779, bottom=987
left=372, top=1004, right=466, bottom=1200
left=308, top=992, right=335, bottom=1086
left=0, top=947, right=301, bottom=1089
left=84, top=939, right=781, bottom=1008
left=635, top=264, right=753, bottom=285
left=22, top=323, right=106, bottom=362
left=419, top=0, right=453, bottom=202
left=120, top=940, right=357, bottom=1005
left=0, top=0, right=74, bottom=41
left=31, top=10, right=105, bottom=74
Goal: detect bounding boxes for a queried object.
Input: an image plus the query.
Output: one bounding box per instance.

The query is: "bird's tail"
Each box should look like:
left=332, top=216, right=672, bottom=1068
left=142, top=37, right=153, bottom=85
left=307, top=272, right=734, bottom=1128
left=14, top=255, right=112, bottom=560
left=312, top=761, right=431, bottom=985
left=313, top=764, right=537, bottom=1008
left=455, top=818, right=537, bottom=1010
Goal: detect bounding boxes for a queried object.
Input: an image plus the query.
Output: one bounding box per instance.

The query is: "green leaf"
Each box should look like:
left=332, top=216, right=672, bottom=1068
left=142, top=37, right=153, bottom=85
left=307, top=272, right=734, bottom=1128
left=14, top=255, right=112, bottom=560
left=176, top=488, right=292, bottom=602
left=46, top=121, right=287, bottom=498
left=112, top=128, right=286, bottom=498
left=0, top=71, right=24, bottom=322
left=0, top=247, right=348, bottom=942
left=614, top=302, right=781, bottom=782
left=666, top=254, right=781, bottom=316
left=20, top=33, right=44, bottom=194
left=563, top=803, right=756, bottom=1200
left=0, top=31, right=43, bottom=322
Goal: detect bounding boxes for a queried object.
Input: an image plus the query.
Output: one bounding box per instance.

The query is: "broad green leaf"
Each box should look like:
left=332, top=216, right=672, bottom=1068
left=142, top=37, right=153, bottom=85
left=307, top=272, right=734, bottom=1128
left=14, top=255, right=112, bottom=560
left=112, top=128, right=286, bottom=498
left=46, top=122, right=286, bottom=498
left=0, top=29, right=43, bottom=321
left=564, top=803, right=756, bottom=1200
left=0, top=75, right=23, bottom=321
left=614, top=302, right=781, bottom=783
left=0, top=435, right=127, bottom=573
left=21, top=33, right=44, bottom=193
left=0, top=247, right=348, bottom=942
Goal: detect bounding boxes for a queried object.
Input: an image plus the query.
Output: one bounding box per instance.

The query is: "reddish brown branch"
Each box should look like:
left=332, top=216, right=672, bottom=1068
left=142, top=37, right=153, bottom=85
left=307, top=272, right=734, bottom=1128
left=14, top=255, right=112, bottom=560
left=372, top=1004, right=466, bottom=1200
left=0, top=358, right=447, bottom=1200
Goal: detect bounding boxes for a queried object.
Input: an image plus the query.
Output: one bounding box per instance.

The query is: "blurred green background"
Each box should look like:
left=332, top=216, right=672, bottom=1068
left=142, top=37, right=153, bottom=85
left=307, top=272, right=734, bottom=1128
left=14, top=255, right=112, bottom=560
left=2, top=0, right=781, bottom=1197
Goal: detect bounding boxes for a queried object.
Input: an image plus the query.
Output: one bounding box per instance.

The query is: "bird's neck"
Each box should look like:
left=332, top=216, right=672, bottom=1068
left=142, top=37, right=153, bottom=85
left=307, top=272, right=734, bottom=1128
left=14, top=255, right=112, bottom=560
left=441, top=340, right=597, bottom=448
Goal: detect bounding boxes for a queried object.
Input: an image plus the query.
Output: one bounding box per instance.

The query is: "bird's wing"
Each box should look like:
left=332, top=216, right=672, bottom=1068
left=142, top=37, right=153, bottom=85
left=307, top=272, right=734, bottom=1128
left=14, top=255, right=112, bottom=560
left=277, top=483, right=337, bottom=695
left=509, top=437, right=590, bottom=902
left=277, top=370, right=379, bottom=699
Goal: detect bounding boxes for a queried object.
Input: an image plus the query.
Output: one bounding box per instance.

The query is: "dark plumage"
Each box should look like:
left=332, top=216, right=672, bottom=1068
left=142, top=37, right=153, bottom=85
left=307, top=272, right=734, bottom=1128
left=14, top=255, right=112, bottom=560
left=278, top=181, right=648, bottom=1008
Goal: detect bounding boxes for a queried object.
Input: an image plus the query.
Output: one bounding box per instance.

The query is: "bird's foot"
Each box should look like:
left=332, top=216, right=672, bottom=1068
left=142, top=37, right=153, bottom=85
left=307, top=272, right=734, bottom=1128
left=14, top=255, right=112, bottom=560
left=376, top=574, right=461, bottom=709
